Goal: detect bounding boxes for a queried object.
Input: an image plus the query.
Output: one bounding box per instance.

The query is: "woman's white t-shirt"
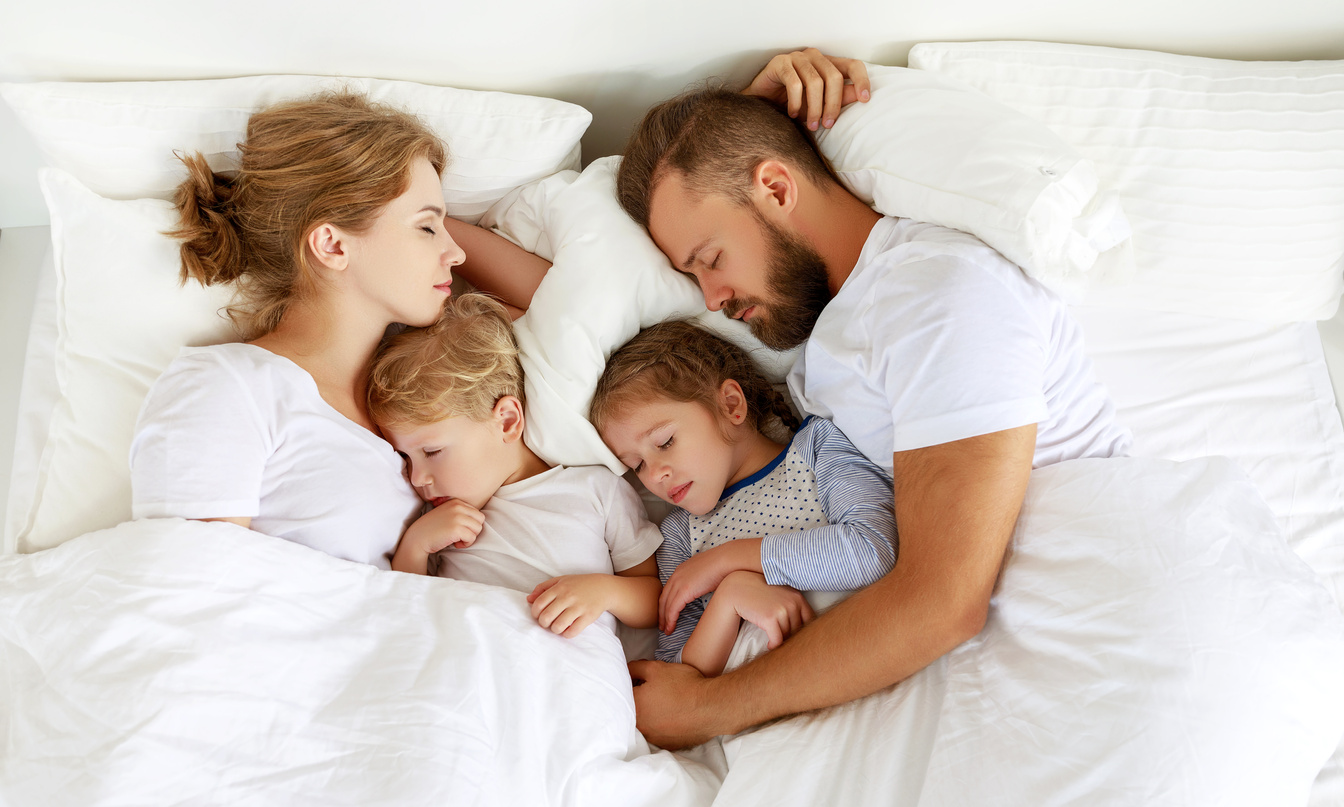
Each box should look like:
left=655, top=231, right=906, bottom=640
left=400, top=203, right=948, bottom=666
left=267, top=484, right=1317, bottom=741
left=788, top=216, right=1132, bottom=475
left=130, top=343, right=422, bottom=569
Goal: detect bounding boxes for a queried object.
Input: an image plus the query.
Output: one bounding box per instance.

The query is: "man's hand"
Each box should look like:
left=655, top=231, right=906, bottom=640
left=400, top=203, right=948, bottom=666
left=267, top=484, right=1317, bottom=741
left=659, top=539, right=761, bottom=634
left=743, top=48, right=871, bottom=132
left=528, top=574, right=614, bottom=638
left=715, top=570, right=813, bottom=649
left=628, top=659, right=725, bottom=750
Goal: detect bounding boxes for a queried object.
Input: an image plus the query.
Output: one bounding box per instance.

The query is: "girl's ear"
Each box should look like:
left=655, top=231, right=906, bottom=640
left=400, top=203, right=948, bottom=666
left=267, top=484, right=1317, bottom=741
left=307, top=223, right=350, bottom=273
left=719, top=379, right=748, bottom=426
left=494, top=395, right=526, bottom=442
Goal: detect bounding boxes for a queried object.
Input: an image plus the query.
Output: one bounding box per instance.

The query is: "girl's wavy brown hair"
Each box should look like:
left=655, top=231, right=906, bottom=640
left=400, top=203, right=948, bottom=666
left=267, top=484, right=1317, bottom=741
left=168, top=90, right=447, bottom=340
left=590, top=319, right=799, bottom=441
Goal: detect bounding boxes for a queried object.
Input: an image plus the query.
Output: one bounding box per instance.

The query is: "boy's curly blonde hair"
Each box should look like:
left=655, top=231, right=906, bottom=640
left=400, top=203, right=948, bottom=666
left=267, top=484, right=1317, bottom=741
left=367, top=293, right=523, bottom=428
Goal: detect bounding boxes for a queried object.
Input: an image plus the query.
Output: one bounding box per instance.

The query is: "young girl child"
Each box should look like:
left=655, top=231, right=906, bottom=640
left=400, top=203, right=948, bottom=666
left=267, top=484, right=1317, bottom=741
left=590, top=320, right=897, bottom=676
left=367, top=292, right=663, bottom=640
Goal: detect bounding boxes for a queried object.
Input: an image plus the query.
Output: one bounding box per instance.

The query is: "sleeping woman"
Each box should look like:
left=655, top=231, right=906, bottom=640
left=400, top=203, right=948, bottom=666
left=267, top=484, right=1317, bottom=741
left=128, top=91, right=551, bottom=567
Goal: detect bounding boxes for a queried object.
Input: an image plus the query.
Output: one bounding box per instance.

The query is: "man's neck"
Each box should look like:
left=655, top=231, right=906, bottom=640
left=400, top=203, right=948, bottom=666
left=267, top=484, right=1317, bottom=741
left=794, top=181, right=883, bottom=296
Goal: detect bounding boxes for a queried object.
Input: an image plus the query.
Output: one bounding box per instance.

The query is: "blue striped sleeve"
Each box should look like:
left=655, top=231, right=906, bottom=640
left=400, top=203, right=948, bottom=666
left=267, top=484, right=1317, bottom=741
left=760, top=418, right=898, bottom=591
left=653, top=509, right=705, bottom=664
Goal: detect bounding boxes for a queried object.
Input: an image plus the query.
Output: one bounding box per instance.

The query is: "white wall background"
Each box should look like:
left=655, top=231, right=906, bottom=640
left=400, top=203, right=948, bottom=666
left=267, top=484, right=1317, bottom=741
left=2, top=0, right=1343, bottom=228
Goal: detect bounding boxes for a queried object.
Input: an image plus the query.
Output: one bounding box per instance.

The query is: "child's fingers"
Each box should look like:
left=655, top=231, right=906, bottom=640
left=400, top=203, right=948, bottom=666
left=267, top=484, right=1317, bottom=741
left=527, top=577, right=558, bottom=604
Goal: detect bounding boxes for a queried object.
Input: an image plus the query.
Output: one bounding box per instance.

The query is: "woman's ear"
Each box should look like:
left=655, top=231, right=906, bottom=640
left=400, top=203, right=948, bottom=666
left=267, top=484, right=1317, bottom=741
left=493, top=395, right=527, bottom=442
left=307, top=223, right=350, bottom=273
left=719, top=379, right=749, bottom=426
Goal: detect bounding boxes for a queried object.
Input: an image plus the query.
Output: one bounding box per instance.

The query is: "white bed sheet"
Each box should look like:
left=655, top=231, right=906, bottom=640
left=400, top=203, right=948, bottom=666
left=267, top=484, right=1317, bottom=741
left=1071, top=304, right=1344, bottom=806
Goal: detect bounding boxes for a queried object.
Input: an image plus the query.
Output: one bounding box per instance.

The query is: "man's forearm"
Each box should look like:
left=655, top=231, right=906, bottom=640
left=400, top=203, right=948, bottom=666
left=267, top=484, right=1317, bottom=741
left=691, top=562, right=983, bottom=734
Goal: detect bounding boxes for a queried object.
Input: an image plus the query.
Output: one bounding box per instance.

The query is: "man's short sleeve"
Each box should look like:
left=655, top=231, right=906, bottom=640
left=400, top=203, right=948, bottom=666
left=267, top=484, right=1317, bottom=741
left=867, top=256, right=1050, bottom=452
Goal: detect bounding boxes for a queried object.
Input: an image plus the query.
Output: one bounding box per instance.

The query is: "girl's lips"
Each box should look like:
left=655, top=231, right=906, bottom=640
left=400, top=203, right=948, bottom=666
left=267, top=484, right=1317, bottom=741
left=669, top=482, right=692, bottom=505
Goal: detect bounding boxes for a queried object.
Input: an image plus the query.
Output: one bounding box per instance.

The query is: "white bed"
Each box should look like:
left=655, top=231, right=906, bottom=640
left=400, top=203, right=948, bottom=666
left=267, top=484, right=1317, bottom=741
left=3, top=31, right=1344, bottom=807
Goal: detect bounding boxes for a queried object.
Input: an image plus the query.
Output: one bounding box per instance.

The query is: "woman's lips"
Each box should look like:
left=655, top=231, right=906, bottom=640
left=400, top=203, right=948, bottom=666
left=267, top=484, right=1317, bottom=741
left=434, top=282, right=453, bottom=295
left=669, top=482, right=692, bottom=504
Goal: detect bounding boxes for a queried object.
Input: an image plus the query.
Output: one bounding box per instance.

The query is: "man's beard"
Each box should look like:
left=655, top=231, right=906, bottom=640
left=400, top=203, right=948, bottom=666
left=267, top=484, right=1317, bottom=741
left=725, top=215, right=832, bottom=351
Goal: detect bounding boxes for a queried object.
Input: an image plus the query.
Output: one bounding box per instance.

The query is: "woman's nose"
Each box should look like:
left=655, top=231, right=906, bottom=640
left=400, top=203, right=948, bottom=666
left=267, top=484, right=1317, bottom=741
left=443, top=232, right=466, bottom=267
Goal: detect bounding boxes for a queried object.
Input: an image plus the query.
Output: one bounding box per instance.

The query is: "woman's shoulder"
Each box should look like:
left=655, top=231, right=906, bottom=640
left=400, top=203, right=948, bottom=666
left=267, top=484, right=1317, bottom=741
left=155, top=342, right=306, bottom=392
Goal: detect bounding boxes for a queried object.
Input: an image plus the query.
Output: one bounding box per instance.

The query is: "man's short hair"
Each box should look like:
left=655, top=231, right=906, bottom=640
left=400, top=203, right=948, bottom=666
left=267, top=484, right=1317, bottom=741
left=616, top=87, right=838, bottom=227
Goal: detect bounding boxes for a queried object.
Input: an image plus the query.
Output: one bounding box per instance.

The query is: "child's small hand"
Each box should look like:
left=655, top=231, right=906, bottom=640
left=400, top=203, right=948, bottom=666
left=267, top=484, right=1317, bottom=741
left=660, top=540, right=761, bottom=634
left=527, top=574, right=613, bottom=638
left=410, top=498, right=485, bottom=551
left=714, top=571, right=814, bottom=649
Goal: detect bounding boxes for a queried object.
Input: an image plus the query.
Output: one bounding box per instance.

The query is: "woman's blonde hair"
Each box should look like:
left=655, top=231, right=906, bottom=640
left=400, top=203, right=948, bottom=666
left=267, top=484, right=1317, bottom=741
left=590, top=320, right=800, bottom=440
left=367, top=293, right=523, bottom=429
left=168, top=90, right=447, bottom=340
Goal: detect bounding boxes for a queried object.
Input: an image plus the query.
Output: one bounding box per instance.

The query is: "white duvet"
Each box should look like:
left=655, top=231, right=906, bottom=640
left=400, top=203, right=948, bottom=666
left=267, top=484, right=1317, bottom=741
left=3, top=456, right=1343, bottom=806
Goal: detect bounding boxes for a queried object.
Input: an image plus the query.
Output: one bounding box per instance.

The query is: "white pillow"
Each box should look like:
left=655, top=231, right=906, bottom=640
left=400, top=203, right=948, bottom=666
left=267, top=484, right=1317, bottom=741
left=908, top=41, right=1344, bottom=323
left=813, top=63, right=1133, bottom=288
left=20, top=169, right=239, bottom=552
left=0, top=75, right=591, bottom=224
left=484, top=156, right=800, bottom=475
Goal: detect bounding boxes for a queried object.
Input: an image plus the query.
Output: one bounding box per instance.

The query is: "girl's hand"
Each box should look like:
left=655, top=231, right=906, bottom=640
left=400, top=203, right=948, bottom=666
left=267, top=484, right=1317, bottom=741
left=743, top=48, right=871, bottom=132
left=659, top=539, right=761, bottom=634
left=528, top=574, right=614, bottom=638
left=715, top=571, right=814, bottom=649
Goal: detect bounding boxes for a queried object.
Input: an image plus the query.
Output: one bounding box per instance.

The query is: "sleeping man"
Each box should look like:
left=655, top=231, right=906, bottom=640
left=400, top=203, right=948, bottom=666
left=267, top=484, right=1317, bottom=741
left=617, top=49, right=1133, bottom=748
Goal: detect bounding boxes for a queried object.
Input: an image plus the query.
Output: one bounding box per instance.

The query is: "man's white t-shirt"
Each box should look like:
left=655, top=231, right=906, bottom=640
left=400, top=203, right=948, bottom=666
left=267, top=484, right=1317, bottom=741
left=130, top=343, right=422, bottom=569
left=788, top=217, right=1131, bottom=475
left=435, top=465, right=662, bottom=632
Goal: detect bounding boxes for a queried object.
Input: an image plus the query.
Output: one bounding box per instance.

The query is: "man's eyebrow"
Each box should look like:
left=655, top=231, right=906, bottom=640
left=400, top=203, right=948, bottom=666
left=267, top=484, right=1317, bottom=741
left=681, top=238, right=711, bottom=272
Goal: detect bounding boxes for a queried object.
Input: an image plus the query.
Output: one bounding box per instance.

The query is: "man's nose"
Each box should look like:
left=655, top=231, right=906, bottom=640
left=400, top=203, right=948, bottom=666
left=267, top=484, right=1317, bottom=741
left=703, top=280, right=732, bottom=313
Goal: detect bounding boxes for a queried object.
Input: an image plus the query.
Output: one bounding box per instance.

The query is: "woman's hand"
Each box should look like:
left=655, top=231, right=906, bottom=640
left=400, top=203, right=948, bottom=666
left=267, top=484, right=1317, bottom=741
left=391, top=499, right=484, bottom=574
left=743, top=48, right=871, bottom=132
left=714, top=570, right=814, bottom=649
left=528, top=574, right=615, bottom=638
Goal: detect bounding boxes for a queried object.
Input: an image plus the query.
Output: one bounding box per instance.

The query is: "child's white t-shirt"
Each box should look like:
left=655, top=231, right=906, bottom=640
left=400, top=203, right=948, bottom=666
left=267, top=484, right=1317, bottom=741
left=788, top=216, right=1132, bottom=474
left=130, top=343, right=422, bottom=569
left=435, top=465, right=662, bottom=631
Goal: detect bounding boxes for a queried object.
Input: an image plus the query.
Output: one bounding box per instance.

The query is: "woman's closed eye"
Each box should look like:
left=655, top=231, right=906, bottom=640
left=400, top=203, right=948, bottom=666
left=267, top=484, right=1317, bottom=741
left=421, top=225, right=436, bottom=235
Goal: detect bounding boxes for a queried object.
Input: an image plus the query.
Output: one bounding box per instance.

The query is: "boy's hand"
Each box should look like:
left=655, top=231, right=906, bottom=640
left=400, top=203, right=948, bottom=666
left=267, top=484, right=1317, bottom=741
left=392, top=499, right=484, bottom=575
left=410, top=498, right=485, bottom=551
left=528, top=574, right=614, bottom=638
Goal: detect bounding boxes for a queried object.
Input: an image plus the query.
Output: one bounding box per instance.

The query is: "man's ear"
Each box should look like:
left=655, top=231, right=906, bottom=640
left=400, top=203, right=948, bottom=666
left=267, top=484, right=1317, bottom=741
left=307, top=223, right=351, bottom=273
left=751, top=159, right=799, bottom=221
left=494, top=395, right=527, bottom=442
left=719, top=379, right=749, bottom=426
